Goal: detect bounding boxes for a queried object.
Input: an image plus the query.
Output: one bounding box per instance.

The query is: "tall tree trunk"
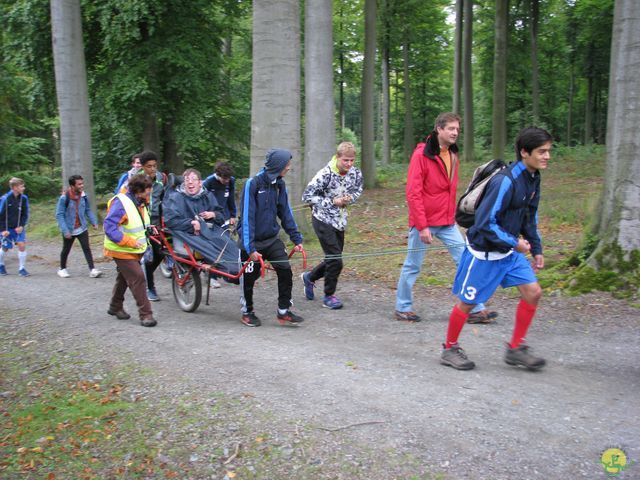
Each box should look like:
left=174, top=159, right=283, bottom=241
left=453, top=0, right=464, bottom=114
left=304, top=0, right=334, bottom=184
left=402, top=40, right=414, bottom=160
left=338, top=5, right=346, bottom=132
left=381, top=0, right=391, bottom=166
left=142, top=111, right=159, bottom=154
left=162, top=119, right=182, bottom=173
left=50, top=0, right=94, bottom=204
left=530, top=0, right=540, bottom=124
left=589, top=0, right=640, bottom=269
left=492, top=0, right=508, bottom=160
left=584, top=76, right=594, bottom=145
left=567, top=64, right=574, bottom=146
left=361, top=0, right=377, bottom=188
left=251, top=0, right=302, bottom=212
left=462, top=0, right=474, bottom=162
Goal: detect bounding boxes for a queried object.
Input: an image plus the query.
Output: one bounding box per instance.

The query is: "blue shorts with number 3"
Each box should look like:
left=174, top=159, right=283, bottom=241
left=452, top=248, right=537, bottom=305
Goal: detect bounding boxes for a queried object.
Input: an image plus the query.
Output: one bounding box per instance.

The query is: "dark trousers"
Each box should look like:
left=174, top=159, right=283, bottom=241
left=309, top=216, right=344, bottom=296
left=144, top=239, right=164, bottom=290
left=240, top=237, right=292, bottom=312
left=110, top=258, right=153, bottom=319
left=60, top=230, right=94, bottom=270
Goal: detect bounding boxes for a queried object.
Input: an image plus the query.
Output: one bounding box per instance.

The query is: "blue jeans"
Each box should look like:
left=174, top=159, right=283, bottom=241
left=395, top=226, right=486, bottom=314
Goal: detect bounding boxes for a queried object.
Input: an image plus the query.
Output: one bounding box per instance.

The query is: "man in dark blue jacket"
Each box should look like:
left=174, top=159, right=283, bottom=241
left=237, top=149, right=304, bottom=327
left=0, top=177, right=30, bottom=276
left=440, top=127, right=552, bottom=371
left=203, top=161, right=237, bottom=226
left=203, top=161, right=237, bottom=289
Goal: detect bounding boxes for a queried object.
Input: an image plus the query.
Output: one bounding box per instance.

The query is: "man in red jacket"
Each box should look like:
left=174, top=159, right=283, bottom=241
left=394, top=112, right=497, bottom=323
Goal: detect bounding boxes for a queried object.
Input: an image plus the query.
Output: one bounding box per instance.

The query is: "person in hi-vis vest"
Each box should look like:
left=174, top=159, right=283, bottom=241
left=103, top=174, right=157, bottom=327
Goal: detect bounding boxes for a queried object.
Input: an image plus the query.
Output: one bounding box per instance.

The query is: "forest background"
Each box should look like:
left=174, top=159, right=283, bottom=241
left=0, top=0, right=613, bottom=195
left=2, top=0, right=638, bottom=295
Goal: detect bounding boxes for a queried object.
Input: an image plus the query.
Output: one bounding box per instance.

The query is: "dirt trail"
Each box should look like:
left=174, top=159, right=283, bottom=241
left=1, top=240, right=639, bottom=479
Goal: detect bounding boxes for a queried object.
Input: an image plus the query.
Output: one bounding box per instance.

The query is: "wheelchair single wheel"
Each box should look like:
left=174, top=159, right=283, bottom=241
left=160, top=255, right=173, bottom=278
left=171, top=262, right=202, bottom=312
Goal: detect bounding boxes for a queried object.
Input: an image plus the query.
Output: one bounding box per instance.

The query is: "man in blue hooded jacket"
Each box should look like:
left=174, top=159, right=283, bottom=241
left=237, top=149, right=304, bottom=327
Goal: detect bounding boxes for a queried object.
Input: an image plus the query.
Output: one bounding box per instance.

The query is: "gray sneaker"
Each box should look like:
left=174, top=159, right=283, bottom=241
left=504, top=344, right=546, bottom=370
left=440, top=344, right=475, bottom=370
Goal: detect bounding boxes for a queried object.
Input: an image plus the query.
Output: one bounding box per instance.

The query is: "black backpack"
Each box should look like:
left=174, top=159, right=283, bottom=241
left=455, top=159, right=507, bottom=228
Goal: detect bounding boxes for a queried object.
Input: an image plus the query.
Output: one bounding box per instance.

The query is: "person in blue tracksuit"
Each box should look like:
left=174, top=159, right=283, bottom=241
left=203, top=161, right=237, bottom=289
left=440, top=127, right=552, bottom=371
left=0, top=177, right=30, bottom=276
left=237, top=149, right=304, bottom=327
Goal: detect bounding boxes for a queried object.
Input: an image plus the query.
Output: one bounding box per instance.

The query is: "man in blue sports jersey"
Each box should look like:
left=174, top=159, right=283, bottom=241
left=440, top=127, right=552, bottom=371
left=237, top=149, right=304, bottom=328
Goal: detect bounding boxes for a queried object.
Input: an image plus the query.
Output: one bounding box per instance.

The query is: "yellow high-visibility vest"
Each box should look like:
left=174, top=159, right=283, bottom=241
left=103, top=193, right=149, bottom=254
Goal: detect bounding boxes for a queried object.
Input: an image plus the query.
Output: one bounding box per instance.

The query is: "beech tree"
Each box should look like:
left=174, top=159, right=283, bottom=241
left=250, top=0, right=302, bottom=212
left=50, top=0, right=94, bottom=204
left=304, top=0, right=335, bottom=184
left=361, top=0, right=376, bottom=188
left=589, top=0, right=640, bottom=269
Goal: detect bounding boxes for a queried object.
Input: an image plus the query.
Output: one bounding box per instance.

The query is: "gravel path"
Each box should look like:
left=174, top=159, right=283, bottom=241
left=1, top=241, right=639, bottom=479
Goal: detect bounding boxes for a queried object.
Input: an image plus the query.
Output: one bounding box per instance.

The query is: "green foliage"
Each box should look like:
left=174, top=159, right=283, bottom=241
left=0, top=170, right=60, bottom=200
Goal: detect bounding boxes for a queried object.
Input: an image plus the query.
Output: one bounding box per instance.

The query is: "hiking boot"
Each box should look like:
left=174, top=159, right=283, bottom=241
left=147, top=288, right=160, bottom=302
left=504, top=344, right=546, bottom=370
left=108, top=308, right=131, bottom=320
left=322, top=295, right=343, bottom=309
left=440, top=344, right=476, bottom=370
left=140, top=316, right=157, bottom=327
left=241, top=311, right=261, bottom=327
left=0, top=265, right=6, bottom=276
left=395, top=310, right=421, bottom=322
left=467, top=309, right=498, bottom=324
left=89, top=268, right=102, bottom=278
left=58, top=268, right=71, bottom=278
left=277, top=310, right=304, bottom=326
left=18, top=268, right=30, bottom=277
left=301, top=272, right=315, bottom=300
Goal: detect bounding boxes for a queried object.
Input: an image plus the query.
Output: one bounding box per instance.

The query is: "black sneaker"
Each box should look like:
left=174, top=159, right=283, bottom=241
left=504, top=344, right=546, bottom=370
left=440, top=344, right=475, bottom=370
left=276, top=310, right=304, bottom=326
left=241, top=311, right=261, bottom=327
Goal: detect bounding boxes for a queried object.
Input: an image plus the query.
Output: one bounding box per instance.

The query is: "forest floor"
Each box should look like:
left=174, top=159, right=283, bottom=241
left=2, top=150, right=639, bottom=479
left=2, top=208, right=639, bottom=479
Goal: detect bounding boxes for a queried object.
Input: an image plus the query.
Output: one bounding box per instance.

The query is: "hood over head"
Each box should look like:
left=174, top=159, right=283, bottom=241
left=263, top=148, right=292, bottom=182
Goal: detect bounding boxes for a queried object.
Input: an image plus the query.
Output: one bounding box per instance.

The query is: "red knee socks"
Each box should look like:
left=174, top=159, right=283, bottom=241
left=445, top=305, right=469, bottom=348
left=510, top=299, right=537, bottom=348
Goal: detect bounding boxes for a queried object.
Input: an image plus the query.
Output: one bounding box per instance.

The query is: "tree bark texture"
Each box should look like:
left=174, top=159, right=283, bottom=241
left=462, top=0, right=474, bottom=162
left=592, top=0, right=640, bottom=260
left=453, top=0, right=463, bottom=115
left=530, top=0, right=540, bottom=124
left=402, top=40, right=414, bottom=161
left=250, top=0, right=302, bottom=210
left=381, top=0, right=391, bottom=166
left=491, top=0, right=508, bottom=160
left=304, top=0, right=335, bottom=184
left=361, top=0, right=376, bottom=188
left=50, top=0, right=94, bottom=205
left=142, top=111, right=159, bottom=154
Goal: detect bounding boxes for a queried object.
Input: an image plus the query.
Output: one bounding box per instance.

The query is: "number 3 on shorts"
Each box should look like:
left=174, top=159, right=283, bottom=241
left=463, top=286, right=477, bottom=301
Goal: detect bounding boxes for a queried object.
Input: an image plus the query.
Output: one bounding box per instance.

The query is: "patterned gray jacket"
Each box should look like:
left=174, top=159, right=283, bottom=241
left=302, top=156, right=363, bottom=231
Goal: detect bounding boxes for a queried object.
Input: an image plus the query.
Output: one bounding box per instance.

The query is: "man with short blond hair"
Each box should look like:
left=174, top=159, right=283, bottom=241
left=301, top=141, right=363, bottom=309
left=0, top=177, right=30, bottom=276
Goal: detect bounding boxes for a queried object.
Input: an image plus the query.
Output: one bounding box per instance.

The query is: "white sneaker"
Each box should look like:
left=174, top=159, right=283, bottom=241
left=89, top=268, right=102, bottom=278
left=209, top=278, right=221, bottom=288
left=57, top=268, right=70, bottom=278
